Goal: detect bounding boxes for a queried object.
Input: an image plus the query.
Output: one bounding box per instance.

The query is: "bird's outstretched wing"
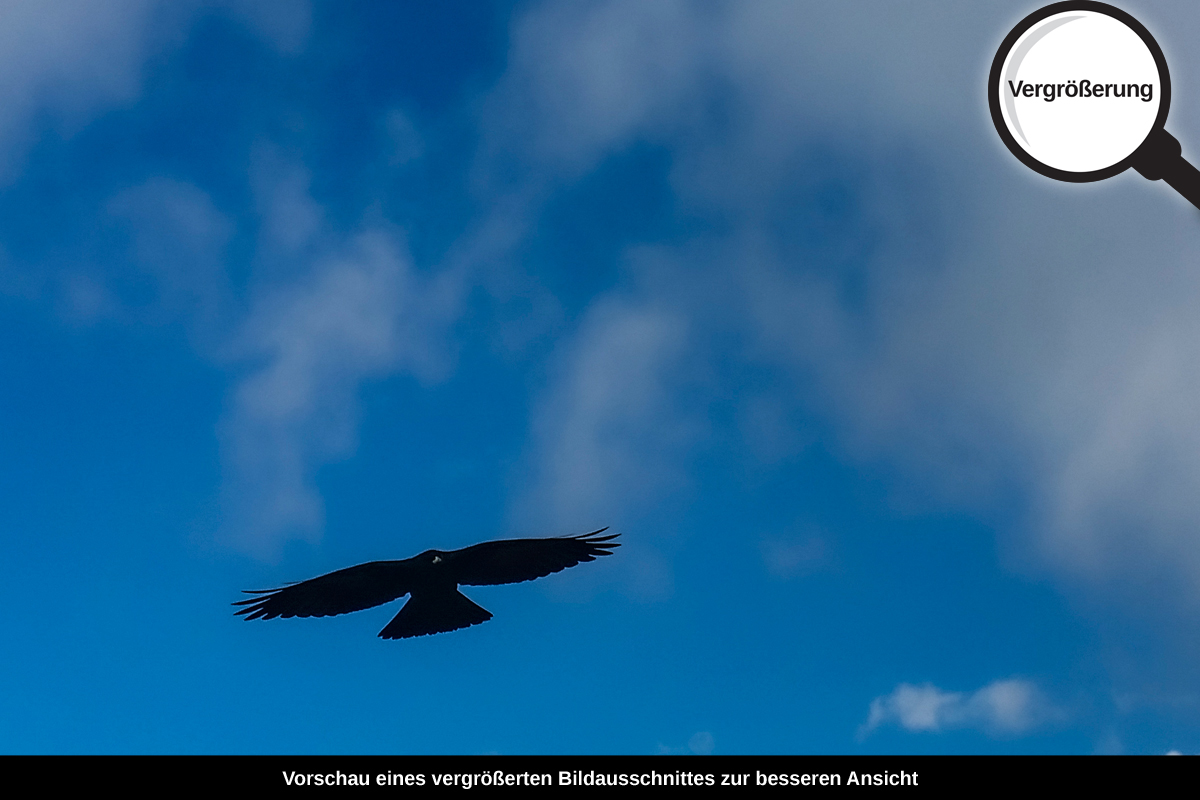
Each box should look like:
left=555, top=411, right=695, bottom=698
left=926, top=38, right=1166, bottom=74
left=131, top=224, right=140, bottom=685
left=233, top=560, right=416, bottom=620
left=448, top=528, right=620, bottom=586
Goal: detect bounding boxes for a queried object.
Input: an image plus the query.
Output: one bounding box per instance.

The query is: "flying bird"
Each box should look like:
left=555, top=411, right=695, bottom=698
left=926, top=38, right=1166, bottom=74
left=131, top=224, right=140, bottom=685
left=234, top=528, right=619, bottom=639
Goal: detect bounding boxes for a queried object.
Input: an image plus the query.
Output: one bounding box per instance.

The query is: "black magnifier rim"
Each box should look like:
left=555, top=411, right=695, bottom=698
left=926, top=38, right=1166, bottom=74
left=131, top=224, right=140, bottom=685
left=988, top=0, right=1171, bottom=183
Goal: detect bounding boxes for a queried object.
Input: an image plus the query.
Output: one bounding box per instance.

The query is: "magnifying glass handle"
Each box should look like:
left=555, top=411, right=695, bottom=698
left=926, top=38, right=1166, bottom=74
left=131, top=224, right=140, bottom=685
left=1131, top=128, right=1200, bottom=211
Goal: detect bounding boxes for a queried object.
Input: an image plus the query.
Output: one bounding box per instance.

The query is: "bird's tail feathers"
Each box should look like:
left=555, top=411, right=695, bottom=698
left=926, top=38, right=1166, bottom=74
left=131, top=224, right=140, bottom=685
left=379, top=589, right=493, bottom=639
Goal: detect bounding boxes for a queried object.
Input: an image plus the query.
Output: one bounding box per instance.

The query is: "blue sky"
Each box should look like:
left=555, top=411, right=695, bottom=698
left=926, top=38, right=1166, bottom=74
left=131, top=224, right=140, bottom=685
left=3, top=0, right=1200, bottom=754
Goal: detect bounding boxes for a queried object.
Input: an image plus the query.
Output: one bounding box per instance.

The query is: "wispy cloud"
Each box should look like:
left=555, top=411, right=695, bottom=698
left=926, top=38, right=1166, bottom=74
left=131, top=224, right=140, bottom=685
left=861, top=679, right=1059, bottom=737
left=221, top=181, right=461, bottom=554
left=519, top=296, right=692, bottom=529
left=104, top=152, right=462, bottom=557
left=0, top=1, right=314, bottom=183
left=0, top=0, right=159, bottom=181
left=485, top=0, right=708, bottom=178
left=0, top=1, right=453, bottom=559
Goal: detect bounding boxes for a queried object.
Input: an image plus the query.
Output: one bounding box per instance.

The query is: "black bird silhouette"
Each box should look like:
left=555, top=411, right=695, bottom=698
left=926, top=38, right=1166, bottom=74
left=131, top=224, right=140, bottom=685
left=234, top=528, right=619, bottom=639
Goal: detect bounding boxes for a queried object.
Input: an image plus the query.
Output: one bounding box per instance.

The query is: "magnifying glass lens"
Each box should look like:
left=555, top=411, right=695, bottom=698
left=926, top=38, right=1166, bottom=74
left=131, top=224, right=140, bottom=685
left=999, top=11, right=1162, bottom=174
left=992, top=3, right=1200, bottom=210
left=990, top=3, right=1171, bottom=183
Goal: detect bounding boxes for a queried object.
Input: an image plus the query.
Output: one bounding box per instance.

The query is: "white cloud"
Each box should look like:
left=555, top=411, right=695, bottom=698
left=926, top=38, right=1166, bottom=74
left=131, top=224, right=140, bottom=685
left=0, top=1, right=313, bottom=184
left=0, top=0, right=160, bottom=181
left=488, top=0, right=1200, bottom=599
left=250, top=147, right=326, bottom=260
left=519, top=296, right=692, bottom=529
left=221, top=220, right=460, bottom=556
left=657, top=730, right=715, bottom=755
left=101, top=157, right=461, bottom=557
left=217, top=147, right=464, bottom=555
left=862, top=679, right=1056, bottom=737
left=688, top=730, right=715, bottom=755
left=487, top=0, right=708, bottom=178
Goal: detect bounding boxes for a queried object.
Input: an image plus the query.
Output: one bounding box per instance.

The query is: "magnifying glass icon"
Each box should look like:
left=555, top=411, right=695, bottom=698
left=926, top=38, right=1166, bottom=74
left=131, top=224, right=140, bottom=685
left=989, top=1, right=1200, bottom=209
